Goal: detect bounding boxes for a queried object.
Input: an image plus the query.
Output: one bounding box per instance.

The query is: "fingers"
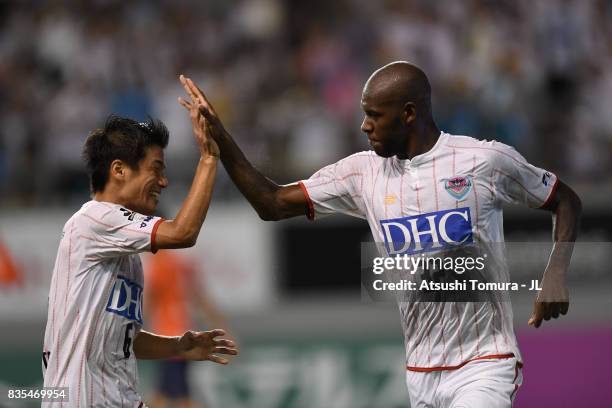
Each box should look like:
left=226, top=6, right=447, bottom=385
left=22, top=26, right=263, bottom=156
left=178, top=76, right=212, bottom=127
left=187, top=329, right=226, bottom=345
left=209, top=329, right=226, bottom=337
left=551, top=310, right=559, bottom=319
left=541, top=302, right=551, bottom=321
left=178, top=94, right=207, bottom=140
left=178, top=93, right=198, bottom=122
left=178, top=75, right=224, bottom=154
left=189, top=78, right=210, bottom=104
left=207, top=355, right=229, bottom=365
left=528, top=302, right=545, bottom=328
left=180, top=74, right=200, bottom=105
left=198, top=112, right=208, bottom=132
left=179, top=74, right=217, bottom=116
left=528, top=312, right=542, bottom=328
left=178, top=96, right=193, bottom=110
left=214, top=338, right=235, bottom=347
left=528, top=302, right=570, bottom=328
left=178, top=74, right=220, bottom=125
left=550, top=301, right=570, bottom=319
left=198, top=105, right=216, bottom=125
left=214, top=346, right=238, bottom=356
left=179, top=75, right=204, bottom=106
left=186, top=77, right=212, bottom=110
left=560, top=302, right=569, bottom=315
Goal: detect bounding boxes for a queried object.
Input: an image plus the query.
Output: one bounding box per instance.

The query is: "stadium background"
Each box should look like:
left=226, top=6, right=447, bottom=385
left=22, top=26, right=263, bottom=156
left=1, top=0, right=611, bottom=407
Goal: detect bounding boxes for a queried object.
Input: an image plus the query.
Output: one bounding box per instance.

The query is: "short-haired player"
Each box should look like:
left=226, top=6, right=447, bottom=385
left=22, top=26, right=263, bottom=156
left=42, top=76, right=237, bottom=407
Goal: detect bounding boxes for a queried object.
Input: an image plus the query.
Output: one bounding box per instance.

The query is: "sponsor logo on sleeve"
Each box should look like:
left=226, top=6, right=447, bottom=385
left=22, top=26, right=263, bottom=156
left=380, top=207, right=473, bottom=255
left=119, top=208, right=155, bottom=227
left=441, top=175, right=473, bottom=200
left=542, top=172, right=552, bottom=186
left=140, top=215, right=154, bottom=228
left=105, top=275, right=143, bottom=324
left=119, top=208, right=136, bottom=221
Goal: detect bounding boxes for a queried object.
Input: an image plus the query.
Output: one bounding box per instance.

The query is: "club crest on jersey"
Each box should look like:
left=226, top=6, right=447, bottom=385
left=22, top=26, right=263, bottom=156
left=441, top=175, right=473, bottom=200
left=380, top=207, right=473, bottom=255
left=106, top=275, right=143, bottom=324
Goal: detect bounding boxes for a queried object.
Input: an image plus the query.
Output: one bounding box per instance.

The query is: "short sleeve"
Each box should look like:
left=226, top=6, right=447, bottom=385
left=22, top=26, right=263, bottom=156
left=79, top=203, right=165, bottom=259
left=492, top=142, right=559, bottom=208
left=299, top=155, right=366, bottom=220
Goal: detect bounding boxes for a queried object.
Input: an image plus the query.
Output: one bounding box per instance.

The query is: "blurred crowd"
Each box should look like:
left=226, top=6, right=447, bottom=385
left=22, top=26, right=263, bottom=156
left=1, top=0, right=611, bottom=207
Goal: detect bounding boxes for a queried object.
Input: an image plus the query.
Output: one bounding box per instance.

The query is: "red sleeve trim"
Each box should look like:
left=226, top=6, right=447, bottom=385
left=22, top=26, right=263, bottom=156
left=539, top=176, right=559, bottom=209
left=406, top=353, right=518, bottom=372
left=150, top=218, right=165, bottom=253
left=297, top=181, right=315, bottom=221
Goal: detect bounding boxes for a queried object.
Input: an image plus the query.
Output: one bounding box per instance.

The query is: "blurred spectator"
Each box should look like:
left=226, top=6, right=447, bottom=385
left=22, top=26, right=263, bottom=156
left=1, top=0, right=610, bottom=207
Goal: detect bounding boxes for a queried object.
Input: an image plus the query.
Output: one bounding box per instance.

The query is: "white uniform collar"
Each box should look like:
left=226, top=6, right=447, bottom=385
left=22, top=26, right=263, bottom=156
left=393, top=131, right=448, bottom=167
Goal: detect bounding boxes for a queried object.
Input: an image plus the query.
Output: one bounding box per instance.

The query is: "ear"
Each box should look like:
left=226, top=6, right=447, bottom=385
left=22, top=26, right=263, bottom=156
left=402, top=102, right=416, bottom=125
left=109, top=159, right=126, bottom=182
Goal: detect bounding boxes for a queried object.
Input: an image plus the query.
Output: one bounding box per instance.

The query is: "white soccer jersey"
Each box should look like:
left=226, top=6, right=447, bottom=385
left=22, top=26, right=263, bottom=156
left=299, top=132, right=558, bottom=371
left=42, top=200, right=164, bottom=407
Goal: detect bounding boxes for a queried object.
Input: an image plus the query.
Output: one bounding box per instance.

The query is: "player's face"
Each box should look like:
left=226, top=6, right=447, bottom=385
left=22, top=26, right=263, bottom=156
left=360, top=96, right=406, bottom=158
left=122, top=146, right=168, bottom=215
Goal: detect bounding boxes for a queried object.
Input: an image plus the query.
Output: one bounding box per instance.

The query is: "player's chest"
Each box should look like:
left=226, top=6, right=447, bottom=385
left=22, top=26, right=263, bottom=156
left=367, top=155, right=494, bottom=221
left=367, top=156, right=493, bottom=254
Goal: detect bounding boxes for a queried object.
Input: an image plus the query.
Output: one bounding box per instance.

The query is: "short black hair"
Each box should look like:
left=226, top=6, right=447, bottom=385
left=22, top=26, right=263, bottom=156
left=83, top=115, right=169, bottom=193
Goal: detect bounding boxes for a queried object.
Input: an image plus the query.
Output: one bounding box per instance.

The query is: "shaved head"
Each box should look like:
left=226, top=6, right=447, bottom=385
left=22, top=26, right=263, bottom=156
left=360, top=61, right=439, bottom=159
left=362, top=61, right=432, bottom=113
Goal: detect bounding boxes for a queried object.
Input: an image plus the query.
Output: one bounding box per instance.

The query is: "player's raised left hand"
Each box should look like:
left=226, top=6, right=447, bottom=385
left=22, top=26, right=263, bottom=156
left=177, top=329, right=238, bottom=364
left=178, top=75, right=227, bottom=144
left=528, top=272, right=569, bottom=328
left=178, top=74, right=220, bottom=159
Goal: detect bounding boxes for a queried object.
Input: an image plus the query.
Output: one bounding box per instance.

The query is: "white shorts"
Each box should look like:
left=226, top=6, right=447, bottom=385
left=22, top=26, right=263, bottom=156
left=405, top=357, right=523, bottom=408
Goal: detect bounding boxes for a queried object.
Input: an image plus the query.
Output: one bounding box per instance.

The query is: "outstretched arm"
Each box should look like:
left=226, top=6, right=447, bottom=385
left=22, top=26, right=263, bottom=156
left=154, top=76, right=220, bottom=249
left=134, top=329, right=237, bottom=364
left=528, top=180, right=582, bottom=328
left=179, top=76, right=308, bottom=221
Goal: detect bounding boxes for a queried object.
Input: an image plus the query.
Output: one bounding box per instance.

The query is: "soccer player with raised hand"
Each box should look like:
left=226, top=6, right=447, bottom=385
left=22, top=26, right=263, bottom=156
left=181, top=62, right=581, bottom=408
left=41, top=75, right=236, bottom=407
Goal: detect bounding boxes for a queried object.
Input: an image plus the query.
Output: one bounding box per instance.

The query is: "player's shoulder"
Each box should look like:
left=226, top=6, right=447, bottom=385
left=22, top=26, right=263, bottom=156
left=343, top=150, right=378, bottom=161
left=73, top=200, right=134, bottom=230
left=338, top=150, right=382, bottom=169
left=445, top=133, right=523, bottom=162
left=77, top=200, right=118, bottom=218
left=308, top=151, right=378, bottom=182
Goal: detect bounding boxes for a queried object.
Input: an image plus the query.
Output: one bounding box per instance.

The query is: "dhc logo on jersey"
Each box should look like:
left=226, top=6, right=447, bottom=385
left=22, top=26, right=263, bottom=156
left=105, top=275, right=143, bottom=324
left=380, top=207, right=473, bottom=255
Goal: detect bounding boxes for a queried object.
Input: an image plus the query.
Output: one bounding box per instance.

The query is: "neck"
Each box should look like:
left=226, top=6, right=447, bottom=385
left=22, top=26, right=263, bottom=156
left=399, top=119, right=440, bottom=160
left=94, top=188, right=127, bottom=208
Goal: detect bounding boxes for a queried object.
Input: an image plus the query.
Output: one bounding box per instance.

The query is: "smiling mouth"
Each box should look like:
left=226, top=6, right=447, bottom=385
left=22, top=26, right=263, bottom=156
left=150, top=191, right=160, bottom=200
